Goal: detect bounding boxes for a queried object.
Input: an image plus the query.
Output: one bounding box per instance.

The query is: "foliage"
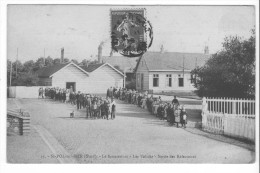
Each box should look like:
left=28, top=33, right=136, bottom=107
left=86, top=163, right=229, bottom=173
left=7, top=56, right=101, bottom=86
left=191, top=29, right=255, bottom=98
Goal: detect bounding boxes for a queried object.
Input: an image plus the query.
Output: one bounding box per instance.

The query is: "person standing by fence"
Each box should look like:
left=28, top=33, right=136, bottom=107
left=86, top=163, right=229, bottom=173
left=174, top=105, right=181, bottom=128
left=180, top=106, right=187, bottom=128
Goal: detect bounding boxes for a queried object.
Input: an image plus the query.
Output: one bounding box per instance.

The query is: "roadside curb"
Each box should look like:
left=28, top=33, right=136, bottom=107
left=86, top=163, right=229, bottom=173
left=184, top=127, right=255, bottom=152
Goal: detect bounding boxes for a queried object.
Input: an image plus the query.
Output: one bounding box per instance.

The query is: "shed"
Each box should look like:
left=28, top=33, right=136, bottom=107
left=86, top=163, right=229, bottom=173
left=37, top=62, right=124, bottom=93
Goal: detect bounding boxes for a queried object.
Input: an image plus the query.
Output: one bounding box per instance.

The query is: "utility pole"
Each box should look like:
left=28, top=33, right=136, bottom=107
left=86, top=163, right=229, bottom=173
left=195, top=57, right=197, bottom=68
left=10, top=61, right=12, bottom=86
left=123, top=68, right=126, bottom=88
left=44, top=48, right=46, bottom=66
left=183, top=56, right=185, bottom=78
left=16, top=48, right=18, bottom=77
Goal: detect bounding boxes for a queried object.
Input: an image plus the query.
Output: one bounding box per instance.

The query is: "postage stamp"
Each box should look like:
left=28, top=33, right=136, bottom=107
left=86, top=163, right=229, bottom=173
left=110, top=8, right=153, bottom=57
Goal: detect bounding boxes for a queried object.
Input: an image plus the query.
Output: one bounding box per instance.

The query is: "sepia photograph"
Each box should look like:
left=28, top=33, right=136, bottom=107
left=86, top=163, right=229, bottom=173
left=1, top=1, right=258, bottom=171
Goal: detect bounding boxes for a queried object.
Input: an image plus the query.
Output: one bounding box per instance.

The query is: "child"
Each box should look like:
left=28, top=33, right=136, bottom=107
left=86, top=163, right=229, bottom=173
left=181, top=106, right=188, bottom=128
left=92, top=101, right=98, bottom=119
left=174, top=105, right=181, bottom=128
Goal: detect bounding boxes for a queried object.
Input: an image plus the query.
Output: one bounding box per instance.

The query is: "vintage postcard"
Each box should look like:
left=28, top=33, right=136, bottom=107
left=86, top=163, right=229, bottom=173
left=1, top=1, right=259, bottom=173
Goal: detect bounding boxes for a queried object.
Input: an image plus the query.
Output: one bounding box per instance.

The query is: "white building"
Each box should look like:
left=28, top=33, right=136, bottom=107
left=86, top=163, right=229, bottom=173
left=135, top=51, right=210, bottom=93
left=37, top=62, right=124, bottom=93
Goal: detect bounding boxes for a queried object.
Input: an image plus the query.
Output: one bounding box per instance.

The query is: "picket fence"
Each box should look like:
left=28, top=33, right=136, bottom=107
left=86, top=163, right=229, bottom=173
left=202, top=97, right=255, bottom=142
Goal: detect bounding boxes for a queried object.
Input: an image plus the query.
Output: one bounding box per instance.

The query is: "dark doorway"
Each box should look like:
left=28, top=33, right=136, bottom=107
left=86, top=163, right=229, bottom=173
left=178, top=78, right=184, bottom=87
left=66, top=82, right=76, bottom=92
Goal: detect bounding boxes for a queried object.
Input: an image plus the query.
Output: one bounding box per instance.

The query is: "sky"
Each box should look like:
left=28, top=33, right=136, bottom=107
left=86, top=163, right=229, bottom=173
left=7, top=5, right=255, bottom=62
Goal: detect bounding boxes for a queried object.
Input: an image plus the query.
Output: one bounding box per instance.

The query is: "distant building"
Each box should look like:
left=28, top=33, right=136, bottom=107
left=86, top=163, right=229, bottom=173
left=101, top=56, right=138, bottom=72
left=135, top=51, right=210, bottom=92
left=37, top=62, right=124, bottom=93
left=101, top=56, right=139, bottom=87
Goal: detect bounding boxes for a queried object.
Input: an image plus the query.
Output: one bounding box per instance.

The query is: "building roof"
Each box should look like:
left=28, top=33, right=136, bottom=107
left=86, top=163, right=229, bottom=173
left=101, top=56, right=139, bottom=72
left=37, top=62, right=124, bottom=78
left=79, top=63, right=104, bottom=72
left=37, top=63, right=69, bottom=77
left=138, top=51, right=210, bottom=71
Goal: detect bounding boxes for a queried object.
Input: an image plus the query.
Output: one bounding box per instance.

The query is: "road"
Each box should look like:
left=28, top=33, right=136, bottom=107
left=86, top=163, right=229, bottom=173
left=7, top=98, right=255, bottom=163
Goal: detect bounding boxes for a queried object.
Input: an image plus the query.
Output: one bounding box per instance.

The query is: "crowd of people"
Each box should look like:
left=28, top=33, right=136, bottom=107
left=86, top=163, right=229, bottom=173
left=107, top=87, right=188, bottom=128
left=38, top=86, right=188, bottom=127
left=39, top=87, right=116, bottom=120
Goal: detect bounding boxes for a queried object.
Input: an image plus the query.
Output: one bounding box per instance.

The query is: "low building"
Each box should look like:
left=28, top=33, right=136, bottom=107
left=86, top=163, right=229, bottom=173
left=37, top=62, right=124, bottom=93
left=101, top=56, right=139, bottom=88
left=101, top=56, right=138, bottom=73
left=135, top=51, right=210, bottom=93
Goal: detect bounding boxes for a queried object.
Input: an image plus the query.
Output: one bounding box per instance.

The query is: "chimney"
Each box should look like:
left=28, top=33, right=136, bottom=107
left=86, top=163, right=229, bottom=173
left=204, top=46, right=209, bottom=54
left=160, top=45, right=164, bottom=53
left=61, top=47, right=64, bottom=63
left=98, top=42, right=104, bottom=64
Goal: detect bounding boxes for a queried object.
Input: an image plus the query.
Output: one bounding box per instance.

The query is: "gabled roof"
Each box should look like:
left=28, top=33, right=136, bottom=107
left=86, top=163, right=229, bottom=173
left=81, top=63, right=125, bottom=76
left=101, top=56, right=139, bottom=72
left=37, top=62, right=124, bottom=78
left=80, top=63, right=104, bottom=72
left=37, top=63, right=69, bottom=78
left=137, top=51, right=210, bottom=72
left=37, top=62, right=89, bottom=78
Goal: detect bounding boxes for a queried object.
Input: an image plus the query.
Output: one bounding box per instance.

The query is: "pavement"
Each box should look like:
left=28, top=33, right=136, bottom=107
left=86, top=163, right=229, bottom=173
left=6, top=98, right=255, bottom=163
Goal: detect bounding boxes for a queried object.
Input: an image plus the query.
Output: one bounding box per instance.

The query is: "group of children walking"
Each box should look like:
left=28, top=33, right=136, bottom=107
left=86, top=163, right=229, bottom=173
left=108, top=87, right=188, bottom=128
left=42, top=87, right=116, bottom=120
left=40, top=87, right=187, bottom=127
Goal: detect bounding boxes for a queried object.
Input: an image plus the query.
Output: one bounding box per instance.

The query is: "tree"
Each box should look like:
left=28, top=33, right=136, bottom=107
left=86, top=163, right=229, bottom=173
left=191, top=29, right=255, bottom=98
left=11, top=72, right=39, bottom=86
left=33, top=57, right=45, bottom=72
left=22, top=60, right=35, bottom=73
left=53, top=58, right=61, bottom=64
left=80, top=59, right=90, bottom=66
left=64, top=58, right=70, bottom=63
left=71, top=59, right=79, bottom=65
left=45, top=56, right=54, bottom=66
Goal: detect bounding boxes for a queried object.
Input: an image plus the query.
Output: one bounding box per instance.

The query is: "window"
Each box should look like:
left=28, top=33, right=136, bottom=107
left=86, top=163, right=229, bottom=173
left=153, top=74, right=159, bottom=87
left=178, top=75, right=184, bottom=87
left=166, top=74, right=172, bottom=87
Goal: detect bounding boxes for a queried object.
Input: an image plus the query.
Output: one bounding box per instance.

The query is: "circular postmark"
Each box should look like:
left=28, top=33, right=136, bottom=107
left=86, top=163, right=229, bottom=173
left=111, top=9, right=153, bottom=57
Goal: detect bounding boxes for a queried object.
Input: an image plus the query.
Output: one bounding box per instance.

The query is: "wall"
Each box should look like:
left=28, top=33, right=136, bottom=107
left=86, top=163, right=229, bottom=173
left=135, top=59, right=149, bottom=91
left=8, top=86, right=47, bottom=98
left=52, top=64, right=89, bottom=92
left=148, top=71, right=196, bottom=92
left=89, top=65, right=123, bottom=93
left=52, top=64, right=123, bottom=94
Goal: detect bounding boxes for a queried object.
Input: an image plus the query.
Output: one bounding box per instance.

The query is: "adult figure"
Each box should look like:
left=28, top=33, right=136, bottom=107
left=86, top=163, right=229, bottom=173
left=86, top=95, right=92, bottom=118
left=168, top=104, right=175, bottom=126
left=172, top=96, right=179, bottom=106
left=106, top=88, right=110, bottom=98
left=105, top=99, right=111, bottom=120
left=76, top=91, right=81, bottom=110
left=110, top=98, right=116, bottom=120
left=38, top=87, right=43, bottom=99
